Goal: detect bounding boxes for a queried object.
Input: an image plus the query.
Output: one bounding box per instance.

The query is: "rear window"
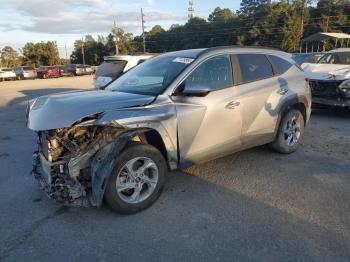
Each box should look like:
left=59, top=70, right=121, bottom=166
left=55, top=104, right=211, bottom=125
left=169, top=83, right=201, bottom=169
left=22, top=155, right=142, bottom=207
left=268, top=55, right=293, bottom=75
left=2, top=68, right=13, bottom=72
left=237, top=54, right=273, bottom=83
left=96, top=60, right=128, bottom=78
left=23, top=66, right=34, bottom=70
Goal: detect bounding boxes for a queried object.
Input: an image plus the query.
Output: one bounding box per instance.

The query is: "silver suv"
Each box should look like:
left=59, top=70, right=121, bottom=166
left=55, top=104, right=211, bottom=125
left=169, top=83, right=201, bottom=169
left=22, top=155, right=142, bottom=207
left=27, top=47, right=311, bottom=214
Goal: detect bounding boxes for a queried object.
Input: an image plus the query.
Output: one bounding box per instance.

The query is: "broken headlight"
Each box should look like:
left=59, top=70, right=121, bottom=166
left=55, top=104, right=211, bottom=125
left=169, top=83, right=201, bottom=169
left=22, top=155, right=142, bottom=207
left=339, top=80, right=350, bottom=97
left=76, top=113, right=103, bottom=126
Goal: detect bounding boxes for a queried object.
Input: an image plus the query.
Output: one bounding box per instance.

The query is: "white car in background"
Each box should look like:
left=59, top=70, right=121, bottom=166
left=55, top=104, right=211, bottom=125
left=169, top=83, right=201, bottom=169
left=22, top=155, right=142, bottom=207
left=302, top=48, right=350, bottom=108
left=0, top=68, right=16, bottom=81
left=94, top=54, right=154, bottom=89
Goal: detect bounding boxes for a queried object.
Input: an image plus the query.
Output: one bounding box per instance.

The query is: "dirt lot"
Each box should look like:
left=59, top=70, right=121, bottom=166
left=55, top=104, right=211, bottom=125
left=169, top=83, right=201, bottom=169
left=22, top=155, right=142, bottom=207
left=0, top=76, right=349, bottom=261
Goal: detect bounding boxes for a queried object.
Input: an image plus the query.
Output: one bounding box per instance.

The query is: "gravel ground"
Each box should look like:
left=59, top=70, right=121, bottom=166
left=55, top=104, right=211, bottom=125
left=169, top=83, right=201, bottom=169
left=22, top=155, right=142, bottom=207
left=0, top=76, right=349, bottom=262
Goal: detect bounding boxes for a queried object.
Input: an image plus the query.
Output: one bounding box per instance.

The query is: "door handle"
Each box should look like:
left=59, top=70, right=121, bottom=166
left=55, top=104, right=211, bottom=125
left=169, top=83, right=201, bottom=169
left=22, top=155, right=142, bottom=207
left=225, top=101, right=240, bottom=110
left=278, top=88, right=289, bottom=95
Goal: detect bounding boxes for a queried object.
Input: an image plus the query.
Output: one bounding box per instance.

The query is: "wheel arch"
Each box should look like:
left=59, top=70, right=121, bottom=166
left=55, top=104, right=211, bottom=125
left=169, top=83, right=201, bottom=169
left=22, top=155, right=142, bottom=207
left=274, top=95, right=309, bottom=138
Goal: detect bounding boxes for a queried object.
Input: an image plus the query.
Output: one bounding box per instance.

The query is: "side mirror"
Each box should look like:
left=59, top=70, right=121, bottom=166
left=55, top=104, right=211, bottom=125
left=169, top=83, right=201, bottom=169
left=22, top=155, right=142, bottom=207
left=182, top=82, right=211, bottom=97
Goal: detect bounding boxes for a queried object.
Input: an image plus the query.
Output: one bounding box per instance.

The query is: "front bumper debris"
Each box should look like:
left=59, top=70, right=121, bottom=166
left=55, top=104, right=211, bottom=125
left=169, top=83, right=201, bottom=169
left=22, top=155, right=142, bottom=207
left=309, top=79, right=350, bottom=107
left=312, top=97, right=350, bottom=107
left=31, top=151, right=90, bottom=207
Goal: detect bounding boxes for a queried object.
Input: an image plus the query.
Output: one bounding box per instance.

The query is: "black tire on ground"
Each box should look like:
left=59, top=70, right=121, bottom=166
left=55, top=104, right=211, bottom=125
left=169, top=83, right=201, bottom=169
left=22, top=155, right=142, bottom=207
left=104, top=143, right=167, bottom=214
left=269, top=109, right=305, bottom=154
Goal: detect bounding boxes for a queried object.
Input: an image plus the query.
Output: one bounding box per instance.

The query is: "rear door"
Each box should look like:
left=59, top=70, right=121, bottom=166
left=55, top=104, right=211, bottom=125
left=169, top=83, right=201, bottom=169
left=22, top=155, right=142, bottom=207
left=233, top=53, right=283, bottom=146
left=174, top=54, right=242, bottom=165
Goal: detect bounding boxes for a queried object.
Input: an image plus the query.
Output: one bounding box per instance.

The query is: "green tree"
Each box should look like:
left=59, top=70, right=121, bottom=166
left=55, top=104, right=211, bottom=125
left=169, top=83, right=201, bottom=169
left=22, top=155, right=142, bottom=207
left=208, top=7, right=236, bottom=22
left=21, top=41, right=60, bottom=67
left=0, top=46, right=20, bottom=67
left=149, top=25, right=165, bottom=36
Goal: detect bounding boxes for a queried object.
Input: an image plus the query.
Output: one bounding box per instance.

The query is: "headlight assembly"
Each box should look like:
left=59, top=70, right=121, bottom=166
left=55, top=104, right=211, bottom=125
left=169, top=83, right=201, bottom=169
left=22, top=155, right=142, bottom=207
left=339, top=80, right=350, bottom=97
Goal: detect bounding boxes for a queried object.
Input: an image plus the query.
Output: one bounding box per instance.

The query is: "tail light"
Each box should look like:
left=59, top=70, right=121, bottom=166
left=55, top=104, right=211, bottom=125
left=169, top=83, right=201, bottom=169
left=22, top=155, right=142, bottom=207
left=93, top=74, right=97, bottom=80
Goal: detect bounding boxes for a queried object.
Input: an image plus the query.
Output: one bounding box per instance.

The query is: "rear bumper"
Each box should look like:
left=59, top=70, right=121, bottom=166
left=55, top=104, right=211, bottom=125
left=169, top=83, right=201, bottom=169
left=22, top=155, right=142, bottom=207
left=313, top=97, right=350, bottom=107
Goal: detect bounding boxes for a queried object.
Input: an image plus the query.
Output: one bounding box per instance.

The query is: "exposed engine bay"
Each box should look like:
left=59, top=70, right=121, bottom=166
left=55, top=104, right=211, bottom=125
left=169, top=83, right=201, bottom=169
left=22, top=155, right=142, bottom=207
left=32, top=126, right=126, bottom=207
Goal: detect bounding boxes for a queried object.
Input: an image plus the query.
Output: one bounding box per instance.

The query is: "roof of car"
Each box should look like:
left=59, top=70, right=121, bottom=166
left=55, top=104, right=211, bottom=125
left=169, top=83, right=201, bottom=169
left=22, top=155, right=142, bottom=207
left=161, top=46, right=290, bottom=59
left=327, top=48, right=350, bottom=53
left=104, top=54, right=154, bottom=61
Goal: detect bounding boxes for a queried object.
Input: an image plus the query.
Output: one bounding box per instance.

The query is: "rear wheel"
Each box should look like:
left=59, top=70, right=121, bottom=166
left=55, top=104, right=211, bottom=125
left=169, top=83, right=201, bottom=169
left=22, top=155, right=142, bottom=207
left=269, top=109, right=304, bottom=154
left=104, top=143, right=167, bottom=214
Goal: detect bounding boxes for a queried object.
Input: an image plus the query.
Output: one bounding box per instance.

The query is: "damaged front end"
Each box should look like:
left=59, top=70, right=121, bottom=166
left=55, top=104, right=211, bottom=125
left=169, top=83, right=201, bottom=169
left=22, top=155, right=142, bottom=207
left=309, top=79, right=350, bottom=107
left=31, top=125, right=130, bottom=207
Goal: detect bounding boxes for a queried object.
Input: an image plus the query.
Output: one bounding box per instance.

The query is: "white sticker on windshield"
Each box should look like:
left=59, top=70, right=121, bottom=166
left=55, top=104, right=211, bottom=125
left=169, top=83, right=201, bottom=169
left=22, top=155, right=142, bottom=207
left=173, top=57, right=194, bottom=64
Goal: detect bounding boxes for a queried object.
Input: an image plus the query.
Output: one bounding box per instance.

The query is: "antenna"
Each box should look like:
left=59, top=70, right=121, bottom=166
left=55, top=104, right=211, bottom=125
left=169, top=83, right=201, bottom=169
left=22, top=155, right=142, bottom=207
left=188, top=0, right=194, bottom=20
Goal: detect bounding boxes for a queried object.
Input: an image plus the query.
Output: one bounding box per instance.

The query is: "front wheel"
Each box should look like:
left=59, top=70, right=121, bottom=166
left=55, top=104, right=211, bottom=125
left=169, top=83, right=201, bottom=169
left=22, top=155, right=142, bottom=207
left=269, top=109, right=305, bottom=154
left=104, top=143, right=167, bottom=214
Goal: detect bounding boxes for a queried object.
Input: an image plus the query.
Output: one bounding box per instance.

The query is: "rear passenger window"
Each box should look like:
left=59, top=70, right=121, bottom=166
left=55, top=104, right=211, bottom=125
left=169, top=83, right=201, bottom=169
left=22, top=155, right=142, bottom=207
left=237, top=54, right=273, bottom=83
left=186, top=55, right=233, bottom=91
left=268, top=55, right=292, bottom=75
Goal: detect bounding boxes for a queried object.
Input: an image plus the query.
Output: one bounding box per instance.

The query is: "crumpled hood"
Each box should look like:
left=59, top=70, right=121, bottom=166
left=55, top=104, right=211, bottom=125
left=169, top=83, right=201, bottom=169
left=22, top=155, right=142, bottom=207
left=302, top=63, right=350, bottom=80
left=27, top=90, right=155, bottom=131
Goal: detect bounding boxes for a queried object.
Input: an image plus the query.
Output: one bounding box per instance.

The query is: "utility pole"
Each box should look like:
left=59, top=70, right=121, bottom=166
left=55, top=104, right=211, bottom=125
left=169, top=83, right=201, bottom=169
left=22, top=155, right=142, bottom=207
left=300, top=0, right=306, bottom=37
left=325, top=16, right=329, bottom=32
left=141, top=8, right=146, bottom=53
left=65, top=43, right=68, bottom=61
left=299, top=0, right=307, bottom=53
left=113, top=19, right=119, bottom=55
left=81, top=37, right=86, bottom=70
left=188, top=0, right=195, bottom=20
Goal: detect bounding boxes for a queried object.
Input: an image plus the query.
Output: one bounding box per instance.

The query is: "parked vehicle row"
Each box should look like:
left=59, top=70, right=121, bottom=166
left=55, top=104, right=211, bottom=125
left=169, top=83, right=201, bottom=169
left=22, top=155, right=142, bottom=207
left=0, top=64, right=95, bottom=81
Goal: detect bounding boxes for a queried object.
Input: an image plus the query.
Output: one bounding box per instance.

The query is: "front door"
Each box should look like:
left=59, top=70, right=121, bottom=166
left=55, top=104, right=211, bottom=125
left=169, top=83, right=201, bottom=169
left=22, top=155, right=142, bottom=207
left=173, top=55, right=243, bottom=166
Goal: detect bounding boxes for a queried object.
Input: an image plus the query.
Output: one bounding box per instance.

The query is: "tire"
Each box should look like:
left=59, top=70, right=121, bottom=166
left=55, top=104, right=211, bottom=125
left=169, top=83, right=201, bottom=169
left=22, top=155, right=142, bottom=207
left=269, top=109, right=305, bottom=154
left=104, top=143, right=167, bottom=214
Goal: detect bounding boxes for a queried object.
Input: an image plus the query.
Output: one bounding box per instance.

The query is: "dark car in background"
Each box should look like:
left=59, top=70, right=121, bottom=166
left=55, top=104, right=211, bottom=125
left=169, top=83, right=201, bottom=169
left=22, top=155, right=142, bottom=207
left=292, top=52, right=324, bottom=65
left=13, top=66, right=37, bottom=80
left=36, top=66, right=61, bottom=79
left=66, top=64, right=93, bottom=76
left=57, top=65, right=74, bottom=77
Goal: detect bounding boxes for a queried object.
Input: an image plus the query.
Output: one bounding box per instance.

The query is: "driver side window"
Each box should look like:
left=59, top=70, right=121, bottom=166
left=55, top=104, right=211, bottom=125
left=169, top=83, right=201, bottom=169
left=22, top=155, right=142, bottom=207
left=186, top=55, right=233, bottom=91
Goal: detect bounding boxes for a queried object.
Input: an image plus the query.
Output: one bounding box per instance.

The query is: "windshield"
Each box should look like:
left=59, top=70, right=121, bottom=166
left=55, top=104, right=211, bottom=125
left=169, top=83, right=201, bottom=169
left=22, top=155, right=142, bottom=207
left=318, top=52, right=350, bottom=65
left=106, top=55, right=194, bottom=95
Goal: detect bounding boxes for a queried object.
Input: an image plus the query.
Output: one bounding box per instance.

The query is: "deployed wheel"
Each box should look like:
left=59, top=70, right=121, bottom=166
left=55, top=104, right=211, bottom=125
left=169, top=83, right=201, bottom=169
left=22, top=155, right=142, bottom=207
left=269, top=109, right=305, bottom=154
left=104, top=143, right=167, bottom=214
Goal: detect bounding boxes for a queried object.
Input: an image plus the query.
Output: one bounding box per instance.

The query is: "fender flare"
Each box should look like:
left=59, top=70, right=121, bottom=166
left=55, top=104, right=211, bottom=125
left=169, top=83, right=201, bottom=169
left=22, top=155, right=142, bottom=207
left=273, top=95, right=310, bottom=137
left=90, top=130, right=146, bottom=207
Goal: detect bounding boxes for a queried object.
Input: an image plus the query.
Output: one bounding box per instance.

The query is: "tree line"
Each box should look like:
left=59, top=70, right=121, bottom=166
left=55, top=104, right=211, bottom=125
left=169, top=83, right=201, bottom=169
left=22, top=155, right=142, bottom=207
left=1, top=0, right=350, bottom=68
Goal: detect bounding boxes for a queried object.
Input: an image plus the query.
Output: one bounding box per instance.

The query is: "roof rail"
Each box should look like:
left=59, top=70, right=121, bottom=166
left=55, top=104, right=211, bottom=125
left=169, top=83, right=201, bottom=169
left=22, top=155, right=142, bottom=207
left=205, top=45, right=282, bottom=52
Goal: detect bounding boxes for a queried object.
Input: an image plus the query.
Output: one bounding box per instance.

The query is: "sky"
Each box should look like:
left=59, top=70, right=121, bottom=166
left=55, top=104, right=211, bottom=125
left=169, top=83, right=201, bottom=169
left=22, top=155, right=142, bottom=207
left=0, top=0, right=242, bottom=57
